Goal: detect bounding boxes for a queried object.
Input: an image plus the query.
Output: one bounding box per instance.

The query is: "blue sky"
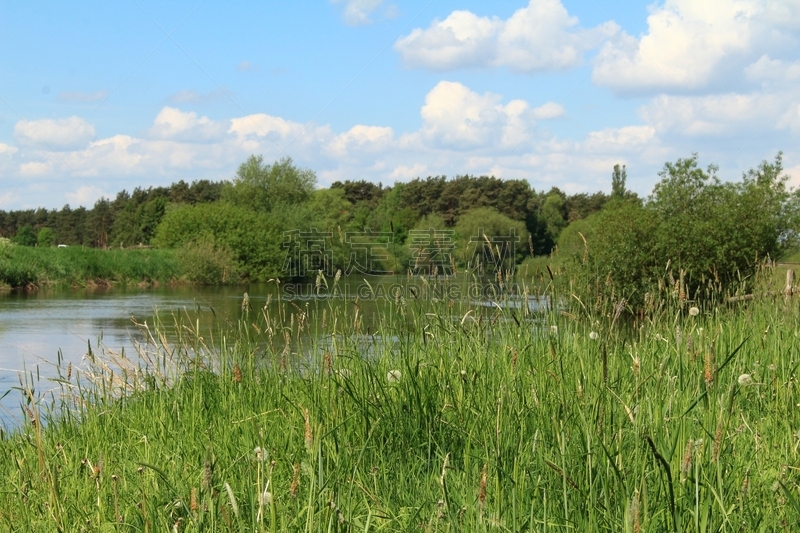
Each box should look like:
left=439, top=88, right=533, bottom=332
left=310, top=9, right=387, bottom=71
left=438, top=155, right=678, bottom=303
left=1, top=0, right=799, bottom=209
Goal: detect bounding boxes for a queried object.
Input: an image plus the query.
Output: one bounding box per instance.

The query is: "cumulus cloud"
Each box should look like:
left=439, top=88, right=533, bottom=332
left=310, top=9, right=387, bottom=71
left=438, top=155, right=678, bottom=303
left=638, top=92, right=799, bottom=136
left=13, top=116, right=96, bottom=151
left=390, top=163, right=427, bottom=180
left=593, top=0, right=800, bottom=94
left=326, top=125, right=394, bottom=158
left=583, top=126, right=657, bottom=152
left=395, top=0, right=617, bottom=72
left=65, top=185, right=107, bottom=206
left=149, top=107, right=227, bottom=142
left=407, top=81, right=563, bottom=150
left=0, top=143, right=18, bottom=156
left=332, top=0, right=384, bottom=26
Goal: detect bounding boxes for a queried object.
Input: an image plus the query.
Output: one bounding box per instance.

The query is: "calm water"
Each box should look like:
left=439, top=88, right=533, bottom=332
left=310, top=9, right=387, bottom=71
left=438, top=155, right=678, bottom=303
left=0, top=276, right=544, bottom=427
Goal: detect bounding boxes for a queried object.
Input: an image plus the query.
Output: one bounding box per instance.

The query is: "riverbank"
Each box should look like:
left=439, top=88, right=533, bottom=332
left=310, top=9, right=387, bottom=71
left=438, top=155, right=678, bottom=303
left=0, top=244, right=181, bottom=289
left=0, top=282, right=798, bottom=530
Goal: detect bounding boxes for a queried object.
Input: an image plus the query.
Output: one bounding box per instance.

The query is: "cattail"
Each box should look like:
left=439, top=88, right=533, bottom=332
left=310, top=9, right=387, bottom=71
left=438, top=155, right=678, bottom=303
left=478, top=463, right=487, bottom=508
left=304, top=408, right=313, bottom=453
left=290, top=463, right=301, bottom=498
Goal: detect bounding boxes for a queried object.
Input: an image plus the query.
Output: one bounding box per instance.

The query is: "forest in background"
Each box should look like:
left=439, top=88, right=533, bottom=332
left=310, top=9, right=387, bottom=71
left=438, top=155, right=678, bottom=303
left=1, top=153, right=796, bottom=307
left=0, top=163, right=609, bottom=256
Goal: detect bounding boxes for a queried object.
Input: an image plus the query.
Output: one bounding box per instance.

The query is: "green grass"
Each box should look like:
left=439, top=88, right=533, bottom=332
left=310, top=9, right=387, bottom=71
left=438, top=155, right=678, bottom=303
left=0, top=245, right=181, bottom=288
left=2, top=275, right=800, bottom=531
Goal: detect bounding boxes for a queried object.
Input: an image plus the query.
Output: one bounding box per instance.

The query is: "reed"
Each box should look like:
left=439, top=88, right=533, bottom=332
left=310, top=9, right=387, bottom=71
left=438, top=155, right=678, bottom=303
left=0, top=271, right=799, bottom=530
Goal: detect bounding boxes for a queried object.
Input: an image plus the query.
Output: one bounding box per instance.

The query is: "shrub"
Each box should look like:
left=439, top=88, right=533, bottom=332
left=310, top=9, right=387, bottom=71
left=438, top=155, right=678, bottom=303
left=179, top=236, right=241, bottom=285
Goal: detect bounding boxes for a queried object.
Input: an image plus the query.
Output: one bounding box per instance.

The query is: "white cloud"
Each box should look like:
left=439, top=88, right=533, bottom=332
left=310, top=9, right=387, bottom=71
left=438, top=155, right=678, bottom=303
left=236, top=61, right=256, bottom=72
left=638, top=92, right=798, bottom=136
left=57, top=90, right=109, bottom=103
left=65, top=185, right=107, bottom=206
left=583, top=126, right=657, bottom=152
left=14, top=116, right=96, bottom=151
left=332, top=0, right=384, bottom=26
left=408, top=81, right=563, bottom=150
left=149, top=107, right=227, bottom=142
left=326, top=125, right=394, bottom=158
left=390, top=163, right=427, bottom=180
left=745, top=55, right=800, bottom=85
left=0, top=143, right=17, bottom=156
left=395, top=0, right=617, bottom=72
left=593, top=0, right=800, bottom=94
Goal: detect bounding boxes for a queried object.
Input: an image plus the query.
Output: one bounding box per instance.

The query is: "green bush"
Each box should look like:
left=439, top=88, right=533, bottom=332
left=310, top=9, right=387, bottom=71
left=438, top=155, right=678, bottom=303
left=179, top=236, right=241, bottom=285
left=153, top=203, right=286, bottom=281
left=574, top=154, right=799, bottom=309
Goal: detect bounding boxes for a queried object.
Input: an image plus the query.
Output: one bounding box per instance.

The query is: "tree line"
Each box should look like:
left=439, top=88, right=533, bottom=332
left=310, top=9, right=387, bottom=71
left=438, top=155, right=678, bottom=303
left=0, top=159, right=613, bottom=258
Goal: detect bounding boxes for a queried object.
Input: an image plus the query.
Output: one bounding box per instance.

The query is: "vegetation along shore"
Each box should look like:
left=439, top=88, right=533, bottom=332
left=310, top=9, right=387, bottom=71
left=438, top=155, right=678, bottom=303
left=2, top=151, right=800, bottom=530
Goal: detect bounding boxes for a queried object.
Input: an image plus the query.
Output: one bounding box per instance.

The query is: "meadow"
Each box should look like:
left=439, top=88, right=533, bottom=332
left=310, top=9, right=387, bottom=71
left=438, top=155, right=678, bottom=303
left=1, top=268, right=799, bottom=532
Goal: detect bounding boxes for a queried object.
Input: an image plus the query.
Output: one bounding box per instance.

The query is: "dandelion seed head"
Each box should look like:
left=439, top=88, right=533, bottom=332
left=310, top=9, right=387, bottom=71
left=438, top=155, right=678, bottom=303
left=689, top=306, right=700, bottom=316
left=254, top=447, right=265, bottom=462
left=550, top=325, right=558, bottom=334
left=387, top=369, right=401, bottom=383
left=738, top=373, right=753, bottom=386
left=589, top=331, right=599, bottom=340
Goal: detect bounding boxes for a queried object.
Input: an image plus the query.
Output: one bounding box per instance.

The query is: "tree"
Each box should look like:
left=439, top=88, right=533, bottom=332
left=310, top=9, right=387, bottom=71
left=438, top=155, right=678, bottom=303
left=223, top=156, right=316, bottom=213
left=37, top=227, right=55, bottom=247
left=540, top=193, right=567, bottom=245
left=611, top=164, right=627, bottom=199
left=581, top=153, right=799, bottom=308
left=13, top=225, right=37, bottom=246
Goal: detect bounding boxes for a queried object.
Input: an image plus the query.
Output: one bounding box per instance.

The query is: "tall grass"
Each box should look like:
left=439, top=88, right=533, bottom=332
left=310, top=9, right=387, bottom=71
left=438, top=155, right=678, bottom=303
left=1, top=272, right=800, bottom=531
left=0, top=246, right=181, bottom=288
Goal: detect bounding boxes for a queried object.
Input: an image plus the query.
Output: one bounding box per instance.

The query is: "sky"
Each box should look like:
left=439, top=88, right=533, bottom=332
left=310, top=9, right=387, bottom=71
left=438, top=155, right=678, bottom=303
left=1, top=0, right=799, bottom=210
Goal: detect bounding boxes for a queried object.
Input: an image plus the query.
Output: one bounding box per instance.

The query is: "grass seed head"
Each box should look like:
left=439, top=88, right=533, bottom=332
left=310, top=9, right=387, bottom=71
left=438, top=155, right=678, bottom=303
left=290, top=463, right=301, bottom=498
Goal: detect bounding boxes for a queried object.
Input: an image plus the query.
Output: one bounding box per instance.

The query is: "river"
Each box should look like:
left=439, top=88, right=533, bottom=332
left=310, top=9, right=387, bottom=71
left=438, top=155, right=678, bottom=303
left=0, top=275, right=544, bottom=428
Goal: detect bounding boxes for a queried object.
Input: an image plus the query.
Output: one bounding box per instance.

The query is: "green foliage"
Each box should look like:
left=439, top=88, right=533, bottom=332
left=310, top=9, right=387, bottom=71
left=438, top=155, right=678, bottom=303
left=454, top=207, right=529, bottom=269
left=577, top=153, right=799, bottom=308
left=178, top=236, right=241, bottom=285
left=540, top=192, right=567, bottom=244
left=2, top=285, right=800, bottom=529
left=223, top=155, right=316, bottom=212
left=153, top=203, right=286, bottom=281
left=0, top=246, right=179, bottom=287
left=36, top=227, right=55, bottom=247
left=611, top=163, right=627, bottom=198
left=13, top=225, right=37, bottom=246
